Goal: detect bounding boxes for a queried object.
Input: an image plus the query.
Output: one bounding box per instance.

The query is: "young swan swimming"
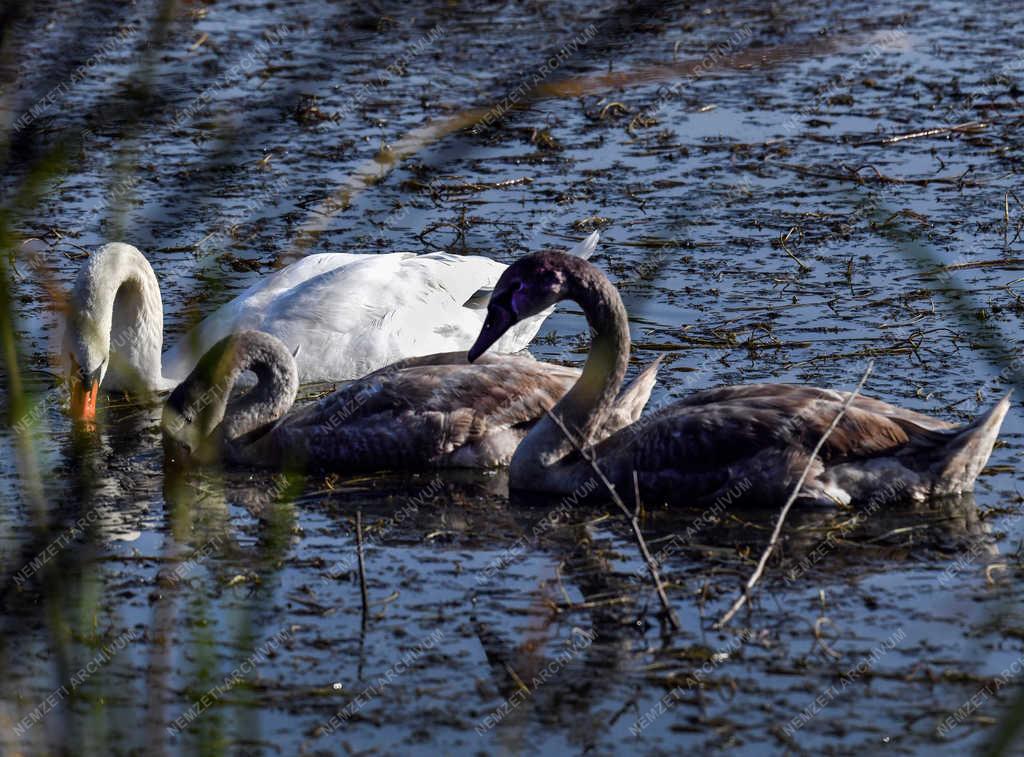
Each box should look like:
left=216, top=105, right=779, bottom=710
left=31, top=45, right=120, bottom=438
left=467, top=251, right=1011, bottom=506
left=162, top=330, right=660, bottom=472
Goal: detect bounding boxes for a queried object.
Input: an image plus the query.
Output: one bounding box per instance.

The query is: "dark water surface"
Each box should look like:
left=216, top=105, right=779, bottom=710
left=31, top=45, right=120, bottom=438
left=1, top=0, right=1023, bottom=754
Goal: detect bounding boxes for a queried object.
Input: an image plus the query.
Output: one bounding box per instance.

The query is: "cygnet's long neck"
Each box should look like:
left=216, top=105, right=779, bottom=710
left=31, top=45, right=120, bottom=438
left=166, top=331, right=299, bottom=452
left=219, top=334, right=299, bottom=443
left=510, top=256, right=631, bottom=491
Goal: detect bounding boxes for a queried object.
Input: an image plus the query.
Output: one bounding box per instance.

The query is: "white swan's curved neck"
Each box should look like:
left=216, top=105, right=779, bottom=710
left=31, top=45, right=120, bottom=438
left=510, top=259, right=631, bottom=491
left=69, top=243, right=167, bottom=392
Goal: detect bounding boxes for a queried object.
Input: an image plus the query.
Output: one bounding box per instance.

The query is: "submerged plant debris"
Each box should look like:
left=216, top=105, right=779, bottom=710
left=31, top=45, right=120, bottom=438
left=0, top=0, right=1023, bottom=754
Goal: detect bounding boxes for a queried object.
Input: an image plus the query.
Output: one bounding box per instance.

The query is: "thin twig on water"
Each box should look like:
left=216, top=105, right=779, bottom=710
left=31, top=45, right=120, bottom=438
left=545, top=409, right=683, bottom=631
left=853, top=120, right=988, bottom=147
left=356, top=510, right=369, bottom=628
left=715, top=361, right=875, bottom=629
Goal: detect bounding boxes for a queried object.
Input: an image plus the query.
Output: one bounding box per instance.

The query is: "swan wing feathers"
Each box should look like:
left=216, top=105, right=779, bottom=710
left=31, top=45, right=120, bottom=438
left=567, top=231, right=600, bottom=260
left=163, top=253, right=409, bottom=380
left=596, top=384, right=958, bottom=505
left=236, top=253, right=377, bottom=303
left=635, top=383, right=954, bottom=463
left=167, top=253, right=503, bottom=382
left=168, top=249, right=570, bottom=384
left=259, top=297, right=489, bottom=382
left=253, top=253, right=563, bottom=380
left=277, top=356, right=579, bottom=467
left=401, top=253, right=508, bottom=307
left=306, top=356, right=578, bottom=429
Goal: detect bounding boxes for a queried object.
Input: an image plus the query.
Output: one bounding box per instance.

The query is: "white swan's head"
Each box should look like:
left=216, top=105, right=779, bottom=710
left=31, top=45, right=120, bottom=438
left=62, top=243, right=164, bottom=421
left=62, top=314, right=110, bottom=392
left=468, top=251, right=572, bottom=362
left=63, top=261, right=116, bottom=422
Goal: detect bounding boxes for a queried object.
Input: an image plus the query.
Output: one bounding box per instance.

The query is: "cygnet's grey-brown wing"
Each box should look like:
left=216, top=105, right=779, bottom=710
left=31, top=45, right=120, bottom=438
left=593, top=384, right=959, bottom=506
left=273, top=355, right=580, bottom=471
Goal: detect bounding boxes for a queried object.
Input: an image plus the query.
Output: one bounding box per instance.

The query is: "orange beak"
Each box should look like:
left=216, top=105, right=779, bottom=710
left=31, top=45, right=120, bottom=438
left=68, top=358, right=100, bottom=422
left=70, top=379, right=99, bottom=422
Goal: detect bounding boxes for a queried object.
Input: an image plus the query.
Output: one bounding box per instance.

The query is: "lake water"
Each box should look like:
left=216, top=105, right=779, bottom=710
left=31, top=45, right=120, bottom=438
left=1, top=0, right=1023, bottom=754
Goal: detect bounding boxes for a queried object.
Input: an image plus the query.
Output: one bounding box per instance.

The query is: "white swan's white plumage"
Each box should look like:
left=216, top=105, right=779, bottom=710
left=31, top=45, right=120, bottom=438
left=160, top=247, right=587, bottom=384
left=59, top=233, right=599, bottom=418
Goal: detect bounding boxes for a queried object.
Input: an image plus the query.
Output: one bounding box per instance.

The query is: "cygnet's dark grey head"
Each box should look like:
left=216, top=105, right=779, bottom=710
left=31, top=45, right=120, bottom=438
left=468, top=251, right=581, bottom=362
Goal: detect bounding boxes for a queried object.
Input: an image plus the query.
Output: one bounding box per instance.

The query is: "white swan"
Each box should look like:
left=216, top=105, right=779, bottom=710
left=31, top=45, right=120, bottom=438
left=60, top=233, right=599, bottom=420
